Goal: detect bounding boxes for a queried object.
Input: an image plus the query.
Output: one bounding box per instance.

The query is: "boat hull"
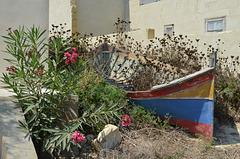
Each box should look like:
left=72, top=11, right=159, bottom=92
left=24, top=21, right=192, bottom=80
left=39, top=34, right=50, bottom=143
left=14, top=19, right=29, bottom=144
left=126, top=68, right=215, bottom=139
left=129, top=98, right=213, bottom=138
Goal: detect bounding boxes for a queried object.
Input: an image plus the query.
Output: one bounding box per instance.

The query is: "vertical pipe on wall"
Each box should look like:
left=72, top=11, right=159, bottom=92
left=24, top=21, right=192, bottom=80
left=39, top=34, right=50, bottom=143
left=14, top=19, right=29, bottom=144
left=71, top=0, right=78, bottom=37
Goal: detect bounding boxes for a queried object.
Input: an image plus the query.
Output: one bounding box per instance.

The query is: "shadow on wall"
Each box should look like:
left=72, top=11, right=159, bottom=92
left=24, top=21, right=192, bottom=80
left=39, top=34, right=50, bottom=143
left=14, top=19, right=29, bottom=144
left=76, top=0, right=130, bottom=36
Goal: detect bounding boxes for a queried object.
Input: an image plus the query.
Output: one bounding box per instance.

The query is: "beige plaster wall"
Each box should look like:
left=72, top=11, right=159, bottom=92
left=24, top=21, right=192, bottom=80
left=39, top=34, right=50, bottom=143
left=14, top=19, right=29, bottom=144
left=76, top=0, right=129, bottom=36
left=0, top=0, right=49, bottom=86
left=49, top=0, right=72, bottom=33
left=130, top=0, right=240, bottom=36
left=129, top=0, right=240, bottom=57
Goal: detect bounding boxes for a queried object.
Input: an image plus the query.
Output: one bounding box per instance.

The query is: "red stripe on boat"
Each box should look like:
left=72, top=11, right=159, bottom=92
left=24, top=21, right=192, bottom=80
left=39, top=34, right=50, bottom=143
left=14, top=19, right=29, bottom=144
left=126, top=71, right=215, bottom=99
left=166, top=118, right=212, bottom=140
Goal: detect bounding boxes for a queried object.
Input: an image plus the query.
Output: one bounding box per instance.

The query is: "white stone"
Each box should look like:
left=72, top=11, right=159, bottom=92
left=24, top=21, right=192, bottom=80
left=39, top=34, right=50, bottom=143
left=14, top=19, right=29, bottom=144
left=92, top=124, right=122, bottom=152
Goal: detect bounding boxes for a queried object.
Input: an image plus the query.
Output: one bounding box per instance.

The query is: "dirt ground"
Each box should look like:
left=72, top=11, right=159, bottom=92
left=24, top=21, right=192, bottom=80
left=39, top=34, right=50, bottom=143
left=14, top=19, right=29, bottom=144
left=97, top=118, right=240, bottom=159
left=58, top=117, right=240, bottom=159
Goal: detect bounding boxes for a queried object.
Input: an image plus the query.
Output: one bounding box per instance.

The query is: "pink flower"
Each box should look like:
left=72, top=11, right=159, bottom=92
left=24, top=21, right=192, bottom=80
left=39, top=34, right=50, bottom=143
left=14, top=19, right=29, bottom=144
left=26, top=49, right=40, bottom=58
left=72, top=53, right=78, bottom=62
left=64, top=52, right=71, bottom=58
left=70, top=131, right=85, bottom=144
left=6, top=65, right=16, bottom=75
left=35, top=68, right=44, bottom=77
left=71, top=47, right=76, bottom=53
left=121, top=114, right=131, bottom=126
left=76, top=136, right=85, bottom=142
left=65, top=59, right=72, bottom=64
left=70, top=131, right=78, bottom=139
left=27, top=51, right=30, bottom=57
left=64, top=50, right=78, bottom=65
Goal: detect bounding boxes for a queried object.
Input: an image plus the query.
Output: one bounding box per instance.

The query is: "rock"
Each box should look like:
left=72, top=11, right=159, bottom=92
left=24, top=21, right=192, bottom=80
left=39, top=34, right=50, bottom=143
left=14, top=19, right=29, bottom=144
left=92, top=124, right=122, bottom=152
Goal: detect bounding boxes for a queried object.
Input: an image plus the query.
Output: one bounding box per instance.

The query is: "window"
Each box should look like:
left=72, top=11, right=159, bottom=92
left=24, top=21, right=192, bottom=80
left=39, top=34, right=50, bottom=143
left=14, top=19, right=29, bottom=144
left=164, top=24, right=174, bottom=37
left=140, top=0, right=159, bottom=5
left=205, top=17, right=226, bottom=32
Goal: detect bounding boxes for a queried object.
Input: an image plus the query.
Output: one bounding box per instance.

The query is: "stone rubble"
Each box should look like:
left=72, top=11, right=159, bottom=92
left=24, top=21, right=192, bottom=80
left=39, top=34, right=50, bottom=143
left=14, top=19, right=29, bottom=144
left=92, top=124, right=122, bottom=152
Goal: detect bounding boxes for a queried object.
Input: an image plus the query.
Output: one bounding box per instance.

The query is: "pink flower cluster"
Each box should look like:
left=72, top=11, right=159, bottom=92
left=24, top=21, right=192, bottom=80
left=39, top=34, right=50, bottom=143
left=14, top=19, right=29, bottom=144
left=35, top=68, right=44, bottom=77
left=64, top=47, right=78, bottom=65
left=6, top=65, right=16, bottom=75
left=121, top=114, right=131, bottom=126
left=70, top=131, right=85, bottom=144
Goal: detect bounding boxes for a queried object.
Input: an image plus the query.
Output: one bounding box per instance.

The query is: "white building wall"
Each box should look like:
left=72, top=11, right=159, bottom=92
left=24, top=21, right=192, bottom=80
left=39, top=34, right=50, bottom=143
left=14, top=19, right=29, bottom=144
left=0, top=0, right=49, bottom=86
left=130, top=0, right=240, bottom=36
left=49, top=0, right=72, bottom=33
left=129, top=0, right=240, bottom=57
left=76, top=0, right=128, bottom=36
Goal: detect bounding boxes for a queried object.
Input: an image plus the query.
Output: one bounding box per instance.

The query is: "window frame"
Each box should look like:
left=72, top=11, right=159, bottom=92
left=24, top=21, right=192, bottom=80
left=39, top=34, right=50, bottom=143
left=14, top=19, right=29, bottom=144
left=139, top=0, right=159, bottom=6
left=205, top=17, right=226, bottom=32
left=164, top=24, right=174, bottom=37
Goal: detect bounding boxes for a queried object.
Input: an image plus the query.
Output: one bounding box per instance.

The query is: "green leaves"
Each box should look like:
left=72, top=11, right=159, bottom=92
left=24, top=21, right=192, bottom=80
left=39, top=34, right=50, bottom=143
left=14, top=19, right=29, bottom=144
left=42, top=122, right=83, bottom=153
left=1, top=25, right=128, bottom=156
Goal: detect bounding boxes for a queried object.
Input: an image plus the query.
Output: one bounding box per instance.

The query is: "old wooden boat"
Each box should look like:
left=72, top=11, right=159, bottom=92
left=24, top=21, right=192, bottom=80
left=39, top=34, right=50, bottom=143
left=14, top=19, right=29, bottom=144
left=92, top=41, right=216, bottom=139
left=126, top=67, right=215, bottom=139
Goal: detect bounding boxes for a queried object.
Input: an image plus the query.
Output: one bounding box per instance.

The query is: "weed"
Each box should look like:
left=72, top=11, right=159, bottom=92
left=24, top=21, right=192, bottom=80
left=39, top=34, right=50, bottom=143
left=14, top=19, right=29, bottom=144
left=127, top=105, right=172, bottom=130
left=195, top=133, right=216, bottom=152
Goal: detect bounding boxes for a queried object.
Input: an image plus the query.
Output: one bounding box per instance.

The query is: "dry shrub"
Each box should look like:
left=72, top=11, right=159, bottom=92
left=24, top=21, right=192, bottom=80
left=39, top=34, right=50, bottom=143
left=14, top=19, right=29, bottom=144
left=123, top=35, right=208, bottom=91
left=112, top=20, right=240, bottom=120
left=106, top=21, right=216, bottom=90
left=50, top=20, right=240, bottom=120
left=99, top=128, right=240, bottom=159
left=215, top=55, right=240, bottom=121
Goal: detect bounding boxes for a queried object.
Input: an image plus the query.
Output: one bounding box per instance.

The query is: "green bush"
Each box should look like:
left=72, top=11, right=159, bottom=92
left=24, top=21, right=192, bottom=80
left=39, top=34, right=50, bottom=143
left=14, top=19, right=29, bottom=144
left=1, top=26, right=126, bottom=156
left=76, top=70, right=127, bottom=133
left=127, top=105, right=171, bottom=130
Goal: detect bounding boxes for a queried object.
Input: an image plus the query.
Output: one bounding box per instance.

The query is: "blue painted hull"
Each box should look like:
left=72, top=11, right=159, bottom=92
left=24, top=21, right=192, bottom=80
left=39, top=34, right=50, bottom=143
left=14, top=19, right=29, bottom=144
left=130, top=98, right=213, bottom=126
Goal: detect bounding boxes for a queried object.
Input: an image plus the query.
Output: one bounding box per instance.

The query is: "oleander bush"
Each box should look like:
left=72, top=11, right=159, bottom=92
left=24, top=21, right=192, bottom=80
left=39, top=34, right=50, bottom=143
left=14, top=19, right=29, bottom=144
left=1, top=26, right=127, bottom=157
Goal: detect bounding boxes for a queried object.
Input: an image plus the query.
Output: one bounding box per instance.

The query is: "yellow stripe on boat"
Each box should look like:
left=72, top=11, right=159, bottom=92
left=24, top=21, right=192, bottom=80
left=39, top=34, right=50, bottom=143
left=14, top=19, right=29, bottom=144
left=163, top=81, right=214, bottom=99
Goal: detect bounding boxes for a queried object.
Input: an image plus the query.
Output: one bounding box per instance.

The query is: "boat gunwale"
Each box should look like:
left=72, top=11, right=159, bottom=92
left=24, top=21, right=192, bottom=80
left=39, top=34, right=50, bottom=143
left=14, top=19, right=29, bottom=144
left=126, top=67, right=215, bottom=93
